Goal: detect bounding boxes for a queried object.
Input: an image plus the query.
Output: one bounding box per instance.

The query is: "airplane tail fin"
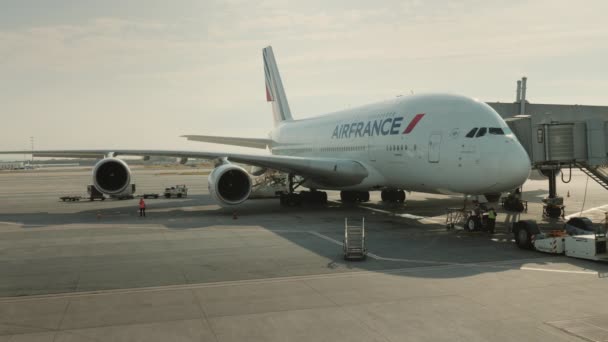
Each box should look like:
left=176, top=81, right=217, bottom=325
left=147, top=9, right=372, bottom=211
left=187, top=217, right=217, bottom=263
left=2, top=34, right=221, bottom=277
left=263, top=46, right=293, bottom=125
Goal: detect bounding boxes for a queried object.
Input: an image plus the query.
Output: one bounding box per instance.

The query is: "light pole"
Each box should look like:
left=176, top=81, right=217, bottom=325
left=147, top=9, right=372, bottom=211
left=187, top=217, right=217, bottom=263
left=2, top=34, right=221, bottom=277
left=30, top=136, right=34, bottom=164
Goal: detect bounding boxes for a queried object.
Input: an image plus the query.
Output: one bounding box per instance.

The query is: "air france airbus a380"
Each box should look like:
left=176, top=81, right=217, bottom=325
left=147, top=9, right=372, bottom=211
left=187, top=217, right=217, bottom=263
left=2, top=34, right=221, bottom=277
left=0, top=46, right=531, bottom=207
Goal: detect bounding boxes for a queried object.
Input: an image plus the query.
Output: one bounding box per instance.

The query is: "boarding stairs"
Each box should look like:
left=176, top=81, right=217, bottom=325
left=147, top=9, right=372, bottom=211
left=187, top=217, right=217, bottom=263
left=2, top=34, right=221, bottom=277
left=343, top=218, right=367, bottom=260
left=576, top=163, right=608, bottom=191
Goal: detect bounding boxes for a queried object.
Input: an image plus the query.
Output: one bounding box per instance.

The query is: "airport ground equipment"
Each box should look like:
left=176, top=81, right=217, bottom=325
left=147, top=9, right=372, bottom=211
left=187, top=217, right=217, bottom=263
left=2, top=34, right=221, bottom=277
left=142, top=193, right=159, bottom=199
left=446, top=208, right=469, bottom=230
left=512, top=216, right=608, bottom=262
left=164, top=185, right=188, bottom=198
left=249, top=171, right=288, bottom=199
left=87, top=185, right=106, bottom=201
left=60, top=196, right=82, bottom=202
left=112, top=184, right=136, bottom=200
left=343, top=218, right=367, bottom=260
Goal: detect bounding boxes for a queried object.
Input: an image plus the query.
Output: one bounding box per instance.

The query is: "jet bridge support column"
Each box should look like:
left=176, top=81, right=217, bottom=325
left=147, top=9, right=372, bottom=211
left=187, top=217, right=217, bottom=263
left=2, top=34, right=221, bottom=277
left=541, top=166, right=565, bottom=219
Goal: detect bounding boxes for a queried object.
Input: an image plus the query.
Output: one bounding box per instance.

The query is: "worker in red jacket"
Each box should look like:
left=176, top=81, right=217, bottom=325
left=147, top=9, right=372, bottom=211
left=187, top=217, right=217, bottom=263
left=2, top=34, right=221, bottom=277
left=139, top=198, right=146, bottom=217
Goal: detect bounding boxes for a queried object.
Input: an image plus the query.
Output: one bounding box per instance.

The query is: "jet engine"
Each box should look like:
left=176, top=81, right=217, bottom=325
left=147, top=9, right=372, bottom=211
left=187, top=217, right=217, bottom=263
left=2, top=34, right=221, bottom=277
left=208, top=164, right=252, bottom=206
left=92, top=158, right=132, bottom=195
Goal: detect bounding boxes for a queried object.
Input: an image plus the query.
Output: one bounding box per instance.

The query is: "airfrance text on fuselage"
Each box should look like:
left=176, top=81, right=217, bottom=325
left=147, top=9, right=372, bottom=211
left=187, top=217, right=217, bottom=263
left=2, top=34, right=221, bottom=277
left=331, top=113, right=424, bottom=139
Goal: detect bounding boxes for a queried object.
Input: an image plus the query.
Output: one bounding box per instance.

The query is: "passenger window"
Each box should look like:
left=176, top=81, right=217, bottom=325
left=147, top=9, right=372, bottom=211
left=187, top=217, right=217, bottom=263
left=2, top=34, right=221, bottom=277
left=489, top=127, right=504, bottom=135
left=465, top=128, right=478, bottom=138
left=476, top=127, right=487, bottom=137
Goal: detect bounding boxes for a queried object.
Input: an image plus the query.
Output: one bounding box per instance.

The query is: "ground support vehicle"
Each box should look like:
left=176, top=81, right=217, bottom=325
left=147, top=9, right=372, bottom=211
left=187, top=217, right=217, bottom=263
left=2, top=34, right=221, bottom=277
left=164, top=185, right=188, bottom=198
left=446, top=207, right=468, bottom=230
left=59, top=196, right=82, bottom=202
left=142, top=193, right=159, bottom=199
left=447, top=203, right=497, bottom=233
left=513, top=216, right=608, bottom=262
left=86, top=185, right=106, bottom=201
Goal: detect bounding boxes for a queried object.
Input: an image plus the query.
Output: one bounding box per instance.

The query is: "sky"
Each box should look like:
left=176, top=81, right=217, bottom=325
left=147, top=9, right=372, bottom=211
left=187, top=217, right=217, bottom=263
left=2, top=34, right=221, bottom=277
left=1, top=0, right=607, bottom=158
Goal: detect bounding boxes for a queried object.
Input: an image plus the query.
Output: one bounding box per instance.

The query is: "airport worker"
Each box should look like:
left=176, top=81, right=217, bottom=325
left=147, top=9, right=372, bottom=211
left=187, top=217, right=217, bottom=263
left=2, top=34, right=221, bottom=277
left=487, top=207, right=496, bottom=233
left=139, top=198, right=146, bottom=217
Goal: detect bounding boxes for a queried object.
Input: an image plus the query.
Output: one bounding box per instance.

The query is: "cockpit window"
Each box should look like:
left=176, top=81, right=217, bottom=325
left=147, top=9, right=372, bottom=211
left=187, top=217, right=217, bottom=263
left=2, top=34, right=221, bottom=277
left=465, top=128, right=478, bottom=138
left=489, top=127, right=504, bottom=135
left=476, top=127, right=487, bottom=137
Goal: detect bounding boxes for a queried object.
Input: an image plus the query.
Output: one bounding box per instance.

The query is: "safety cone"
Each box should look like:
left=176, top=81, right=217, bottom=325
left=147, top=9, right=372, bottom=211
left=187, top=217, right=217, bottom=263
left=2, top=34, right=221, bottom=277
left=233, top=211, right=238, bottom=220
left=567, top=190, right=570, bottom=198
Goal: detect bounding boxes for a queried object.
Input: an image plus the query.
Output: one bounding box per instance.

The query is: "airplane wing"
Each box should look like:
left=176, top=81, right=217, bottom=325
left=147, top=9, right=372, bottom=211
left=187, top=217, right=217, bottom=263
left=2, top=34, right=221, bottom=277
left=0, top=149, right=369, bottom=186
left=181, top=135, right=272, bottom=149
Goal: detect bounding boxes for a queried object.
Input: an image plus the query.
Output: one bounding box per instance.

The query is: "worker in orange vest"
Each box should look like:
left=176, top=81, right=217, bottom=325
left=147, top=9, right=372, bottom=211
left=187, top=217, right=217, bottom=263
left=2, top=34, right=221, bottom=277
left=139, top=198, right=146, bottom=217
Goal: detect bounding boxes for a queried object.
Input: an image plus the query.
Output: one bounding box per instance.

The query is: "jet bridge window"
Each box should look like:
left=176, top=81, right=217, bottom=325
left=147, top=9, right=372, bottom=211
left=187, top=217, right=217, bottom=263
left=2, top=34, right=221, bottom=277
left=475, top=127, right=487, bottom=137
left=465, top=128, right=478, bottom=138
left=489, top=127, right=504, bottom=135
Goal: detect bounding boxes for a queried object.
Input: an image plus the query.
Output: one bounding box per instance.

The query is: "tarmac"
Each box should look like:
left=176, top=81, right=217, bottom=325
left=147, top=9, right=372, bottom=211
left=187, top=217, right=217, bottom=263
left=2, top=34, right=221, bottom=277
left=1, top=166, right=608, bottom=341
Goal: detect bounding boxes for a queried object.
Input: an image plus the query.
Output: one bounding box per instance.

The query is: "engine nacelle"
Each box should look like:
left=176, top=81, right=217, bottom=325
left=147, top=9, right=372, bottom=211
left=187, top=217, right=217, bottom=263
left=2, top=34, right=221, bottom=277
left=208, top=164, right=252, bottom=206
left=92, top=158, right=132, bottom=196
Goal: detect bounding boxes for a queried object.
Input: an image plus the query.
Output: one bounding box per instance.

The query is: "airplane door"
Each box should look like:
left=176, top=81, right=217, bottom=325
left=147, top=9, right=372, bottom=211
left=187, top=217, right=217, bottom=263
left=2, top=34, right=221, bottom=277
left=368, top=135, right=377, bottom=162
left=428, top=133, right=441, bottom=163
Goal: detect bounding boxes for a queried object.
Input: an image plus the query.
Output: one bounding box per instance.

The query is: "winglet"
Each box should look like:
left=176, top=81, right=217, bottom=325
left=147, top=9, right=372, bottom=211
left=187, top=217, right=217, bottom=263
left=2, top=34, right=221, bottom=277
left=263, top=46, right=293, bottom=125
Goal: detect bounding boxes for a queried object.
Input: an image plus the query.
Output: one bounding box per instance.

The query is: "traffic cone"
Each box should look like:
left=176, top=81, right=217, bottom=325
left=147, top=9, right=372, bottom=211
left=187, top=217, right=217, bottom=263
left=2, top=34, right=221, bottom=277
left=567, top=190, right=570, bottom=198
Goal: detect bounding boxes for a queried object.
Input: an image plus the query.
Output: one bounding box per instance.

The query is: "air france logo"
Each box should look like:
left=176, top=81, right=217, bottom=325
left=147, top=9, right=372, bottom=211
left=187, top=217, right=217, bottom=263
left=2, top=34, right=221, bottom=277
left=331, top=113, right=425, bottom=139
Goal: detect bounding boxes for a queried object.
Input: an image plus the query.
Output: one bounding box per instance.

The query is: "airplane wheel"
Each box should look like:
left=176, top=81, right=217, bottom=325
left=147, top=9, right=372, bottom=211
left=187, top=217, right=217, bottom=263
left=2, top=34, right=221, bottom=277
left=341, top=191, right=357, bottom=203
left=360, top=191, right=370, bottom=202
left=513, top=220, right=540, bottom=250
left=397, top=190, right=406, bottom=203
left=321, top=192, right=328, bottom=204
left=464, top=217, right=478, bottom=232
left=381, top=190, right=399, bottom=202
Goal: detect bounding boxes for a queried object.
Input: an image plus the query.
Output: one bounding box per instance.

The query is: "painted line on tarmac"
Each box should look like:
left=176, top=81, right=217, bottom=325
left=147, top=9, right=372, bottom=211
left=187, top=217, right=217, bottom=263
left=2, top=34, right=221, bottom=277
left=357, top=205, right=451, bottom=227
left=565, top=204, right=608, bottom=219
left=0, top=256, right=595, bottom=303
left=519, top=267, right=598, bottom=275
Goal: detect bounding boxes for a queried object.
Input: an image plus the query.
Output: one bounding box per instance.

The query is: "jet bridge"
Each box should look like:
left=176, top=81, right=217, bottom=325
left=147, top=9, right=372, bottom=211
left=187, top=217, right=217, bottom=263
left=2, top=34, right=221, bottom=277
left=487, top=77, right=608, bottom=218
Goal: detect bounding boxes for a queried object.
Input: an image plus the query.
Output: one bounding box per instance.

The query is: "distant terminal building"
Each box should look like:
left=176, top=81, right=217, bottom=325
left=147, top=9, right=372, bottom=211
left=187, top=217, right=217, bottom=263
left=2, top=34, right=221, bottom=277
left=0, top=161, right=26, bottom=170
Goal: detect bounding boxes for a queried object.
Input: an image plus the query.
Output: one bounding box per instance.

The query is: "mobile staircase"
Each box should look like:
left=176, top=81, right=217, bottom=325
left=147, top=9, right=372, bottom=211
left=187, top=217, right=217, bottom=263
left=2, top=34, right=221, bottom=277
left=576, top=163, right=608, bottom=191
left=343, top=218, right=367, bottom=260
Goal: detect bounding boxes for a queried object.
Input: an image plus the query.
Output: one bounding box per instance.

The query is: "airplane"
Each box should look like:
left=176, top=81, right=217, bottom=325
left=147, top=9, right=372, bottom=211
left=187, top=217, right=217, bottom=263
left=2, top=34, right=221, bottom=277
left=0, top=46, right=531, bottom=207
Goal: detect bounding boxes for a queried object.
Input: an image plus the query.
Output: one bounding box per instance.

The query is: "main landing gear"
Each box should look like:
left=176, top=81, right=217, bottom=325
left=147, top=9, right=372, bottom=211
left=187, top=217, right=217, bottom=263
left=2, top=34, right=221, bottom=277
left=340, top=191, right=370, bottom=203
left=380, top=189, right=406, bottom=203
left=279, top=174, right=328, bottom=206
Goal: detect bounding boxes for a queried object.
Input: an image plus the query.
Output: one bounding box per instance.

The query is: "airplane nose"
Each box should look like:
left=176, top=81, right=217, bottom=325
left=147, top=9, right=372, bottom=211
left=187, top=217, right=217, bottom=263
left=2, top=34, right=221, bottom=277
left=502, top=142, right=531, bottom=189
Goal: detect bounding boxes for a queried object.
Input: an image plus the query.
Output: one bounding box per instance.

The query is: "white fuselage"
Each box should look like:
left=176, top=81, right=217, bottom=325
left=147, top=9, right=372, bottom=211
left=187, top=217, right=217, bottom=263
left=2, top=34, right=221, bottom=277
left=269, top=93, right=531, bottom=195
